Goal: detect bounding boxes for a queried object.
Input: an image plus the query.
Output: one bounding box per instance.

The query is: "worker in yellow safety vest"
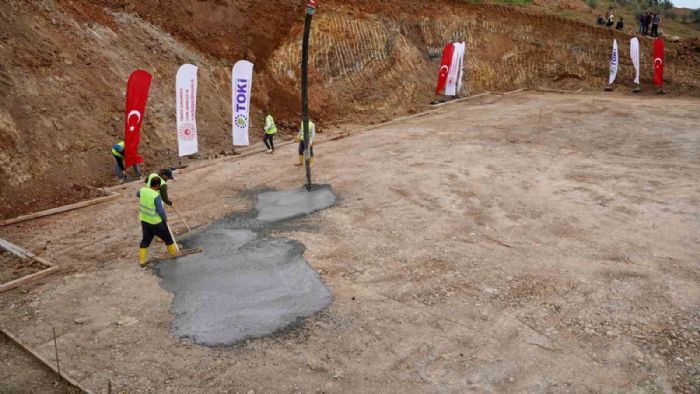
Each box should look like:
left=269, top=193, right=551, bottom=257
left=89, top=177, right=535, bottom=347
left=112, top=140, right=141, bottom=181
left=295, top=120, right=316, bottom=166
left=263, top=113, right=277, bottom=154
left=137, top=176, right=177, bottom=266
left=145, top=168, right=175, bottom=207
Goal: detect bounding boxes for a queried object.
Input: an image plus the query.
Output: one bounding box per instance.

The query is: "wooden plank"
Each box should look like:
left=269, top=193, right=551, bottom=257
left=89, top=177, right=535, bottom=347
left=502, top=88, right=526, bottom=95
left=536, top=87, right=584, bottom=94
left=146, top=247, right=204, bottom=264
left=0, top=265, right=60, bottom=293
left=0, top=238, right=32, bottom=258
left=429, top=91, right=491, bottom=108
left=0, top=326, right=93, bottom=394
left=0, top=190, right=119, bottom=227
left=0, top=237, right=58, bottom=293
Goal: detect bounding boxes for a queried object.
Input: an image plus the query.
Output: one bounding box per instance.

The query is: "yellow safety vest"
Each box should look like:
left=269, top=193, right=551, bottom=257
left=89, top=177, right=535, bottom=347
left=139, top=187, right=162, bottom=225
left=112, top=141, right=125, bottom=158
left=146, top=174, right=166, bottom=189
left=265, top=115, right=277, bottom=135
left=298, top=121, right=315, bottom=142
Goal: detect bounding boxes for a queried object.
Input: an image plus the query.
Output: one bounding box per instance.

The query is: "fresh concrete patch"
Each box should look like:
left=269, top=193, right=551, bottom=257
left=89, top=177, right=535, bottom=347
left=153, top=186, right=335, bottom=346
left=255, top=185, right=336, bottom=223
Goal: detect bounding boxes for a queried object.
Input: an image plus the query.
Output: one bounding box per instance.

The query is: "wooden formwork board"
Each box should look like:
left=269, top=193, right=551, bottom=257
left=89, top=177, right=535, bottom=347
left=0, top=189, right=119, bottom=227
left=0, top=238, right=59, bottom=293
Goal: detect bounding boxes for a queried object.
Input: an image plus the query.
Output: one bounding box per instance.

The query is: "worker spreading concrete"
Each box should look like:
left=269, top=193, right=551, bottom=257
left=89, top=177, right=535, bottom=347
left=296, top=120, right=315, bottom=167
left=112, top=140, right=142, bottom=181
left=145, top=169, right=175, bottom=207
left=137, top=176, right=177, bottom=267
left=263, top=113, right=277, bottom=154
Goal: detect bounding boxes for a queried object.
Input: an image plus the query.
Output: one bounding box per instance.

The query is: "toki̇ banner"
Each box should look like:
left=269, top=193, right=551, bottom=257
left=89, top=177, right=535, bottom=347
left=445, top=42, right=465, bottom=96
left=653, top=38, right=664, bottom=88
left=124, top=70, right=152, bottom=168
left=232, top=60, right=254, bottom=146
left=630, top=37, right=640, bottom=85
left=608, top=39, right=618, bottom=86
left=176, top=64, right=198, bottom=157
left=435, top=43, right=454, bottom=96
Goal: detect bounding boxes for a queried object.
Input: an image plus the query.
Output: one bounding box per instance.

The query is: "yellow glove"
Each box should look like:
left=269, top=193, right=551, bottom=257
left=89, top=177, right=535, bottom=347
left=171, top=202, right=176, bottom=209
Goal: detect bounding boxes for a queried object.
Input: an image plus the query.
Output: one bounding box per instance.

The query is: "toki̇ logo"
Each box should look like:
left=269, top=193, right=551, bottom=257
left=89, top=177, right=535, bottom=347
left=234, top=78, right=249, bottom=129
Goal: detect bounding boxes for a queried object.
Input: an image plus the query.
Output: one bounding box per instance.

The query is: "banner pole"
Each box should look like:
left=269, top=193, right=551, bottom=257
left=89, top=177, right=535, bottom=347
left=301, top=1, right=317, bottom=190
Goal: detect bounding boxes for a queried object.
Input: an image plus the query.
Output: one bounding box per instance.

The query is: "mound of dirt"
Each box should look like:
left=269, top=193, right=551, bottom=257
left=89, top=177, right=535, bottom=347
left=1, top=0, right=699, bottom=219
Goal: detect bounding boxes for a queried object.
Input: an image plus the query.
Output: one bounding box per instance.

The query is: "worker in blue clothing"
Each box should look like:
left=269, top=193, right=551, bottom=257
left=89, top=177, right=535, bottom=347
left=112, top=140, right=141, bottom=180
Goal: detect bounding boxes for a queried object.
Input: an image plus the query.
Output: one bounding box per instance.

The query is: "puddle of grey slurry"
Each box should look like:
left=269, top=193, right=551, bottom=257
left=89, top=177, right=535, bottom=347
left=255, top=185, right=336, bottom=223
left=154, top=186, right=334, bottom=346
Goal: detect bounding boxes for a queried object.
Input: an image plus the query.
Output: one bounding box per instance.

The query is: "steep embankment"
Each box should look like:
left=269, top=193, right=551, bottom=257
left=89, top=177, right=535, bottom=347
left=1, top=0, right=698, bottom=219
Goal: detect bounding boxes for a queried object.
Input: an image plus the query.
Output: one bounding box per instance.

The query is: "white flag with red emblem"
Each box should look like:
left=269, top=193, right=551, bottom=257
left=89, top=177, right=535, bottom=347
left=445, top=42, right=465, bottom=96
left=176, top=64, right=198, bottom=156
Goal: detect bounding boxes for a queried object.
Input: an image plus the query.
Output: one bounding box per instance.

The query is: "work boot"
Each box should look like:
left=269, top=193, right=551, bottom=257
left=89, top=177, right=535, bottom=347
left=295, top=155, right=303, bottom=166
left=166, top=243, right=178, bottom=255
left=139, top=248, right=148, bottom=267
left=266, top=149, right=273, bottom=154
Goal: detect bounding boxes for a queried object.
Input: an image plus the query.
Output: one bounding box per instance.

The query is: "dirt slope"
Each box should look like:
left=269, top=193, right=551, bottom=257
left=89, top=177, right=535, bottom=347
left=1, top=0, right=699, bottom=219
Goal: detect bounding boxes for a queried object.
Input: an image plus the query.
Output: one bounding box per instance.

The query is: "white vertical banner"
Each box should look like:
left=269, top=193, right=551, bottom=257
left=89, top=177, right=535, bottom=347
left=630, top=37, right=640, bottom=85
left=232, top=60, right=254, bottom=146
left=608, top=39, right=618, bottom=86
left=457, top=44, right=466, bottom=94
left=176, top=64, right=198, bottom=157
left=445, top=42, right=465, bottom=96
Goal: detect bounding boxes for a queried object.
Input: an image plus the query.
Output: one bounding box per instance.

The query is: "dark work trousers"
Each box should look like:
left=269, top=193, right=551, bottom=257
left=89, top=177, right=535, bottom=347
left=651, top=24, right=658, bottom=37
left=298, top=140, right=314, bottom=157
left=264, top=134, right=275, bottom=150
left=140, top=221, right=174, bottom=248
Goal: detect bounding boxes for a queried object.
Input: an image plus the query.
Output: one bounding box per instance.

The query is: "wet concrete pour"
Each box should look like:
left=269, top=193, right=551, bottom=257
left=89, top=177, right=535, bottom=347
left=154, top=185, right=335, bottom=346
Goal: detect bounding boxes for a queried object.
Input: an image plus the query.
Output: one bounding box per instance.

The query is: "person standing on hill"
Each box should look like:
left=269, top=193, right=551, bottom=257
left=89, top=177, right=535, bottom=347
left=596, top=15, right=605, bottom=26
left=606, top=13, right=615, bottom=27
left=616, top=17, right=624, bottom=31
left=651, top=13, right=661, bottom=37
left=644, top=12, right=653, bottom=35
left=263, top=113, right=277, bottom=154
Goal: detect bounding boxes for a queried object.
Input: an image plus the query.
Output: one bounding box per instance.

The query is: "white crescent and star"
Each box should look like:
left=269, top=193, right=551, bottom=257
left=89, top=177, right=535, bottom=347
left=127, top=110, right=142, bottom=132
left=440, top=65, right=449, bottom=75
left=654, top=57, right=663, bottom=67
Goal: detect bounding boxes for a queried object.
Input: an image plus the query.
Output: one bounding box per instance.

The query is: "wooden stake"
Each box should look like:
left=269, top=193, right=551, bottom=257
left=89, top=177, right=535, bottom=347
left=0, top=326, right=92, bottom=393
left=53, top=327, right=61, bottom=377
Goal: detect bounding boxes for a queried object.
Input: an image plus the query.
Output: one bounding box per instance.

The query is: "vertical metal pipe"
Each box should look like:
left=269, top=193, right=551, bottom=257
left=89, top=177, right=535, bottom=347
left=301, top=8, right=314, bottom=189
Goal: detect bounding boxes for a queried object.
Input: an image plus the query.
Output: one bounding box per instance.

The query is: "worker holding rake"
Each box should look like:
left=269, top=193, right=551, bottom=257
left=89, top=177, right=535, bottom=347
left=137, top=176, right=177, bottom=266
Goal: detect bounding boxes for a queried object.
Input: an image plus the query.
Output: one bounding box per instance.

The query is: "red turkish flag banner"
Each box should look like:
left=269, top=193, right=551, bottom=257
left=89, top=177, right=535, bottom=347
left=653, top=38, right=664, bottom=88
left=435, top=43, right=455, bottom=96
left=124, top=70, right=152, bottom=168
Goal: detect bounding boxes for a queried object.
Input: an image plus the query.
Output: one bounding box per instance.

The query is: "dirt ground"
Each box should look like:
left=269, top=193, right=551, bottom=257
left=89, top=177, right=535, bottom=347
left=0, top=333, right=80, bottom=393
left=0, top=92, right=699, bottom=393
left=0, top=250, right=46, bottom=285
